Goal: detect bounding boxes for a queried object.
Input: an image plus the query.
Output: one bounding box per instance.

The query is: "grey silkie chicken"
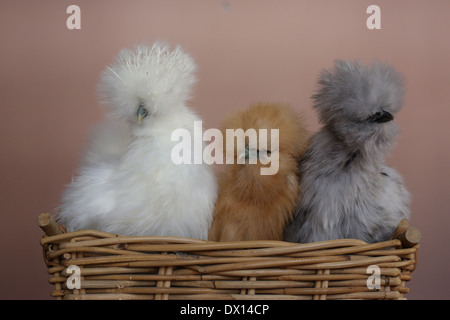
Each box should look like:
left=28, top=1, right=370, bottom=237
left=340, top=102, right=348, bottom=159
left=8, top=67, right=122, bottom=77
left=284, top=60, right=411, bottom=243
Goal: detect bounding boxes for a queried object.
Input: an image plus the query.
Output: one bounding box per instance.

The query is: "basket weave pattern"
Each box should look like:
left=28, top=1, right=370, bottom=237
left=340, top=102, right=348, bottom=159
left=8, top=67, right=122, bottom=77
left=40, top=223, right=419, bottom=300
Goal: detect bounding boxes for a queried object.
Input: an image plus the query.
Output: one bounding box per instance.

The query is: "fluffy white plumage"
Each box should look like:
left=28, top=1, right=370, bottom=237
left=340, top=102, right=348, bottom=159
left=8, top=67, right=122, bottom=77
left=57, top=42, right=218, bottom=239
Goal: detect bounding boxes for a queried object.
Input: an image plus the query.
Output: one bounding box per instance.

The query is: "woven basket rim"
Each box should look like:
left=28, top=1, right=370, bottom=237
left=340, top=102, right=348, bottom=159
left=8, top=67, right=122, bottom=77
left=39, top=213, right=420, bottom=300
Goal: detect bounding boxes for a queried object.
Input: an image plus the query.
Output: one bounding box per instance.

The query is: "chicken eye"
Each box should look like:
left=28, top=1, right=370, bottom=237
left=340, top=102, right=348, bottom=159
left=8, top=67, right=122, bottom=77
left=244, top=146, right=250, bottom=159
left=137, top=103, right=149, bottom=123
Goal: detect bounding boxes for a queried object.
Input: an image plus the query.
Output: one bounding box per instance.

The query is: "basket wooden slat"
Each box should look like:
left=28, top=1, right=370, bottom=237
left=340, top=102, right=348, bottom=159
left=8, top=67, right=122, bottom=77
left=39, top=213, right=420, bottom=300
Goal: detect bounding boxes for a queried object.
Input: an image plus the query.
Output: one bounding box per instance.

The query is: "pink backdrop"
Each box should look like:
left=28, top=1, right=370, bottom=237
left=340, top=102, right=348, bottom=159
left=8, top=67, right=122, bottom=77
left=1, top=0, right=449, bottom=299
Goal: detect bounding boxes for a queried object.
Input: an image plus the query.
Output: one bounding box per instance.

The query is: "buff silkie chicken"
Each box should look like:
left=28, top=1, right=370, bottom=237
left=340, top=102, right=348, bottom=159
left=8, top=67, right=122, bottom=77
left=284, top=60, right=411, bottom=244
left=57, top=42, right=217, bottom=239
left=208, top=103, right=308, bottom=241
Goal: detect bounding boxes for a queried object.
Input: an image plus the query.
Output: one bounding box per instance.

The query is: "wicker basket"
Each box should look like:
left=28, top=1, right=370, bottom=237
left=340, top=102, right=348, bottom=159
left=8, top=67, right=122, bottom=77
left=38, top=213, right=421, bottom=300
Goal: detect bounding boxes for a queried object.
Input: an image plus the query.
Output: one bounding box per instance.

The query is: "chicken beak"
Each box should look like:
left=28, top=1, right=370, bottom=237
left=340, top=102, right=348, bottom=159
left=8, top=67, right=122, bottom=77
left=137, top=104, right=149, bottom=124
left=368, top=110, right=394, bottom=123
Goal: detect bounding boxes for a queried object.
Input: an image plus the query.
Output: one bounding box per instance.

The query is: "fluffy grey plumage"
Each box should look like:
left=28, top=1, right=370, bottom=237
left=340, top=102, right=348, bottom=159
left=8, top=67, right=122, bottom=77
left=284, top=60, right=411, bottom=243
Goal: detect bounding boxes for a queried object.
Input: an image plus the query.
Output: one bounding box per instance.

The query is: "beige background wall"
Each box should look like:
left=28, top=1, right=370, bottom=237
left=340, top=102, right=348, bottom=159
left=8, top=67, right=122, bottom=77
left=0, top=0, right=449, bottom=299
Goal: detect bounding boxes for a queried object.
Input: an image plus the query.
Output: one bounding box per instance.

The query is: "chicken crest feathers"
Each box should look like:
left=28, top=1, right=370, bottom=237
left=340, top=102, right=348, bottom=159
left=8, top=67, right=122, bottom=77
left=313, top=60, right=405, bottom=125
left=98, top=42, right=197, bottom=122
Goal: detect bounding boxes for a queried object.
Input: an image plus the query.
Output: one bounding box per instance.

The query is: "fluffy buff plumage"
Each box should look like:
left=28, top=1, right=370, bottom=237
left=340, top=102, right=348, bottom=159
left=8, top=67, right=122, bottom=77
left=284, top=60, right=411, bottom=244
left=57, top=42, right=218, bottom=239
left=208, top=103, right=308, bottom=241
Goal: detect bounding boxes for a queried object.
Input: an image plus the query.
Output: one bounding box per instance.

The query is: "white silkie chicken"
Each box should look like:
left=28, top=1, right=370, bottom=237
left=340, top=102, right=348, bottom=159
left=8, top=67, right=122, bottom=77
left=57, top=42, right=217, bottom=239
